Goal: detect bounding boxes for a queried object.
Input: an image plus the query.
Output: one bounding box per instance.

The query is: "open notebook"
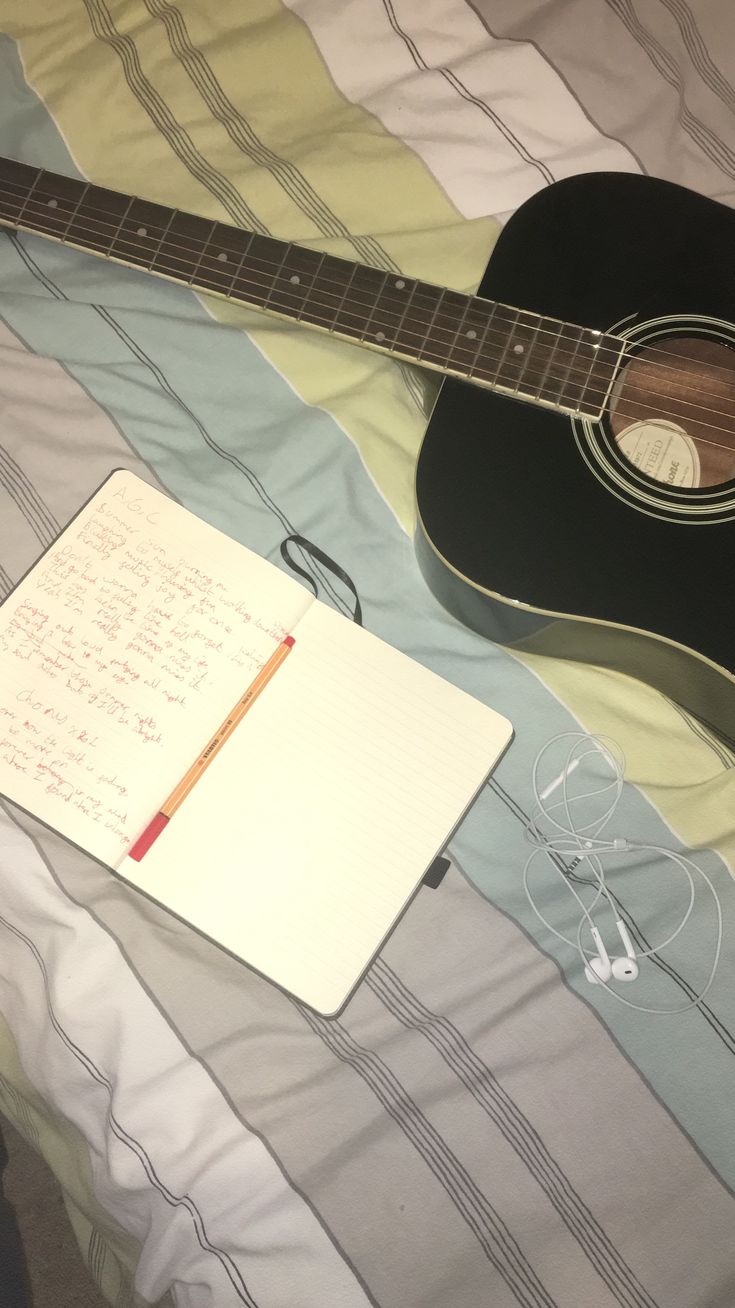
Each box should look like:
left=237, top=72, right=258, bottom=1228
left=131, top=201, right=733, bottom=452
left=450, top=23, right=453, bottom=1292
left=0, top=470, right=512, bottom=1013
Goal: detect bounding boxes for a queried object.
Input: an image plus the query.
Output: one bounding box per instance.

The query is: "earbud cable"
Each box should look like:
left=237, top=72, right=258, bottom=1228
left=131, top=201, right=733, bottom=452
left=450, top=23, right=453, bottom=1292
left=523, top=733, right=723, bottom=1015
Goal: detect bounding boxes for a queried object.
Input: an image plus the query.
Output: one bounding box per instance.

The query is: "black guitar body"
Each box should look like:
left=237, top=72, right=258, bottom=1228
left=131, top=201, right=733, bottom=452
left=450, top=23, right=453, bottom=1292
left=415, top=173, right=735, bottom=742
left=1, top=158, right=732, bottom=737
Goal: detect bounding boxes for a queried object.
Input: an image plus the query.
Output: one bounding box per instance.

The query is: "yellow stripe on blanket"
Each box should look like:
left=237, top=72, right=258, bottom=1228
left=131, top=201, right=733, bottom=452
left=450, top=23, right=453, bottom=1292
left=5, top=0, right=499, bottom=529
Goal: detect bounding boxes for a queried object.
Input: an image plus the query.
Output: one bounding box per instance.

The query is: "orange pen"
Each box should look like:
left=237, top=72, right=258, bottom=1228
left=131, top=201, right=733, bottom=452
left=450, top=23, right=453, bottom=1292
left=128, top=635, right=295, bottom=861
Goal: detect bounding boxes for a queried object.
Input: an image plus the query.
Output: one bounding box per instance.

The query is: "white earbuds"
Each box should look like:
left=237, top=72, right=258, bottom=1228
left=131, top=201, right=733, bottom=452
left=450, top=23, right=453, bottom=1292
left=612, top=956, right=639, bottom=981
left=585, top=922, right=639, bottom=984
left=585, top=957, right=612, bottom=983
left=612, top=919, right=639, bottom=981
left=584, top=926, right=613, bottom=984
left=522, top=732, right=723, bottom=1015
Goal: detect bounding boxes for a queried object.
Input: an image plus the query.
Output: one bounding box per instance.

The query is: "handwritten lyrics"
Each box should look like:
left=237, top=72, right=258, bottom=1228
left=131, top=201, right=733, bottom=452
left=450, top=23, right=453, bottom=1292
left=0, top=480, right=292, bottom=860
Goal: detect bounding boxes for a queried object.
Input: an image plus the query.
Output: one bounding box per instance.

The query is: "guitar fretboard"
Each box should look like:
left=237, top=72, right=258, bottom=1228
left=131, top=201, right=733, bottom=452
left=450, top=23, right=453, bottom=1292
left=0, top=158, right=624, bottom=418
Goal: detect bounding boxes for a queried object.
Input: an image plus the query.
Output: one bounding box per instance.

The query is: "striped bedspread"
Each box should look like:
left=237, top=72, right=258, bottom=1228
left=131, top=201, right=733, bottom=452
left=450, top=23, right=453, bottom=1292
left=0, top=3, right=734, bottom=1305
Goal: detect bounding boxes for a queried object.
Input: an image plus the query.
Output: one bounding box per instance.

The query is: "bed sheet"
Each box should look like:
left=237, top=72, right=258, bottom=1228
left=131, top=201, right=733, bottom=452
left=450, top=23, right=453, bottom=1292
left=0, top=3, right=734, bottom=1306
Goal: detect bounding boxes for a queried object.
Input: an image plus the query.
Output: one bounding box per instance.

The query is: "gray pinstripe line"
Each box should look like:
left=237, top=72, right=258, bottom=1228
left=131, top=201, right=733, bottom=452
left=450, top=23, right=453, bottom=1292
left=0, top=447, right=57, bottom=544
left=653, top=0, right=735, bottom=120
left=0, top=437, right=60, bottom=546
left=605, top=0, right=735, bottom=180
left=84, top=0, right=268, bottom=234
left=368, top=958, right=660, bottom=1308
left=142, top=0, right=401, bottom=273
left=87, top=1227, right=107, bottom=1293
left=664, top=697, right=735, bottom=769
left=380, top=0, right=554, bottom=186
left=297, top=1002, right=560, bottom=1308
left=464, top=0, right=650, bottom=176
left=85, top=0, right=426, bottom=414
left=0, top=1078, right=40, bottom=1149
left=6, top=228, right=63, bottom=299
left=1, top=238, right=64, bottom=551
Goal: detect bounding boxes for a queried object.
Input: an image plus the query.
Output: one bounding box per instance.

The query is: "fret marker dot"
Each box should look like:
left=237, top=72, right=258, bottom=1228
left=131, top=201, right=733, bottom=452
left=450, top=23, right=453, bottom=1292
left=47, top=198, right=58, bottom=208
left=466, top=329, right=477, bottom=340
left=289, top=274, right=300, bottom=284
left=375, top=331, right=386, bottom=342
left=218, top=251, right=228, bottom=262
left=136, top=226, right=147, bottom=237
left=395, top=279, right=406, bottom=290
left=513, top=343, right=525, bottom=354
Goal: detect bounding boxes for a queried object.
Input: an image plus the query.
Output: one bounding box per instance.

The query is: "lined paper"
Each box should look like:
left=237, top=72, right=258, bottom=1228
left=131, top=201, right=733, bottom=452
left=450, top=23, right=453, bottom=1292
left=120, top=602, right=512, bottom=1014
left=0, top=471, right=311, bottom=861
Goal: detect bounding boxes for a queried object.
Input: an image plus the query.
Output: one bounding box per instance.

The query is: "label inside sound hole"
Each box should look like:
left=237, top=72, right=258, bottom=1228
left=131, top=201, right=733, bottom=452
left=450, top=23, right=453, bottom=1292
left=614, top=419, right=701, bottom=488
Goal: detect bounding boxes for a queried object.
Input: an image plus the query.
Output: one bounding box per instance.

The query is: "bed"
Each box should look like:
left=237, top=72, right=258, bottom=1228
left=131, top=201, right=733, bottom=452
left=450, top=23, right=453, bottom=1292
left=1, top=3, right=734, bottom=1305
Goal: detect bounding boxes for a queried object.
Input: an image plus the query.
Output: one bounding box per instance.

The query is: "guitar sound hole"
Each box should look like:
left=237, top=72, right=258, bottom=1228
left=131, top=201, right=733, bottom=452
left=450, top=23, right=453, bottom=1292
left=608, top=336, right=735, bottom=488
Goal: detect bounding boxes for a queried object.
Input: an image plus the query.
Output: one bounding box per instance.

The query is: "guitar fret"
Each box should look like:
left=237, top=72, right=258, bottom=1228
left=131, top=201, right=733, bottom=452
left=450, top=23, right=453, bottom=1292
left=16, top=168, right=42, bottom=225
left=188, top=220, right=217, bottom=285
left=351, top=270, right=388, bottom=338
left=226, top=232, right=255, bottom=297
left=578, top=329, right=612, bottom=410
left=382, top=278, right=434, bottom=358
left=579, top=334, right=602, bottom=411
left=445, top=295, right=474, bottom=368
left=331, top=262, right=359, bottom=334
left=244, top=235, right=288, bottom=307
left=468, top=301, right=499, bottom=378
left=423, top=289, right=472, bottom=367
left=108, top=195, right=135, bottom=254
left=263, top=242, right=292, bottom=310
left=512, top=314, right=543, bottom=394
left=417, top=288, right=447, bottom=362
left=360, top=271, right=390, bottom=342
left=391, top=278, right=419, bottom=353
left=556, top=330, right=586, bottom=411
left=532, top=321, right=560, bottom=403
left=194, top=223, right=258, bottom=297
left=330, top=260, right=384, bottom=337
left=62, top=182, right=91, bottom=242
left=150, top=209, right=177, bottom=270
left=297, top=252, right=325, bottom=322
left=492, top=307, right=520, bottom=386
left=464, top=308, right=493, bottom=359
left=275, top=258, right=320, bottom=325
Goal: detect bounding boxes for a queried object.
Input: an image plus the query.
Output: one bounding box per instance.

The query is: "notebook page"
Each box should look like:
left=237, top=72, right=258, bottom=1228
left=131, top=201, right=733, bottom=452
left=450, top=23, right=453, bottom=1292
left=118, top=600, right=512, bottom=1013
left=0, top=470, right=312, bottom=863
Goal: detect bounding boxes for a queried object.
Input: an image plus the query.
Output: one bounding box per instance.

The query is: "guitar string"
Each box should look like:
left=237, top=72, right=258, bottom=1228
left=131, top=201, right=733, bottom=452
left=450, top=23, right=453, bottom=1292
left=1, top=175, right=735, bottom=384
left=0, top=183, right=622, bottom=360
left=2, top=197, right=734, bottom=453
left=5, top=207, right=733, bottom=454
left=1, top=190, right=735, bottom=449
left=1, top=178, right=734, bottom=386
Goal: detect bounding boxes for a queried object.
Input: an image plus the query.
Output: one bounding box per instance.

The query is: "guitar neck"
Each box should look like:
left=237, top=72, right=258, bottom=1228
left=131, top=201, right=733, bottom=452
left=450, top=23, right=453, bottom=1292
left=0, top=157, right=623, bottom=419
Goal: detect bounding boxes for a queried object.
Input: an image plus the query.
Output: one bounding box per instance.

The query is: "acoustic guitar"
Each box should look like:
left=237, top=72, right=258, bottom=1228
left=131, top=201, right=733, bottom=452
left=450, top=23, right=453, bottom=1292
left=0, top=160, right=733, bottom=742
